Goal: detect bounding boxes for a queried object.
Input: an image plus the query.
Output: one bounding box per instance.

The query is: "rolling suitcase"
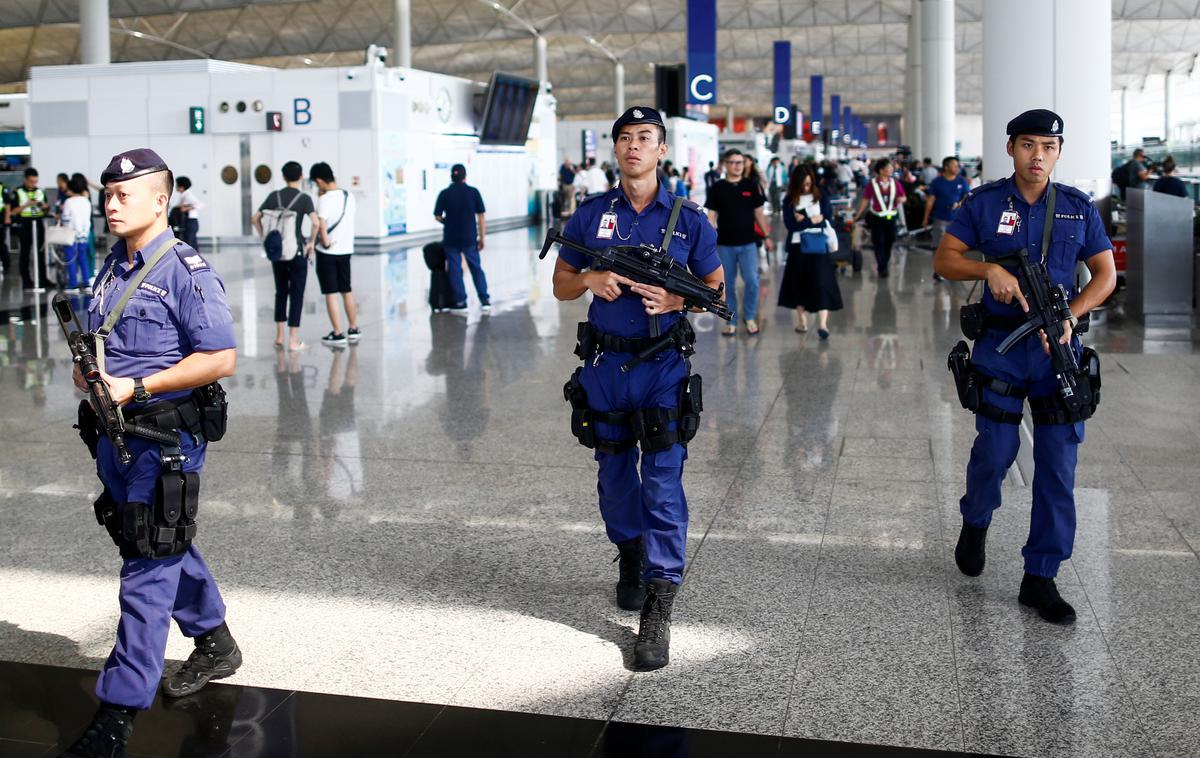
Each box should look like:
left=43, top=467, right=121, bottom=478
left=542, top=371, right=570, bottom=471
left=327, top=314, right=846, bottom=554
left=423, top=242, right=455, bottom=312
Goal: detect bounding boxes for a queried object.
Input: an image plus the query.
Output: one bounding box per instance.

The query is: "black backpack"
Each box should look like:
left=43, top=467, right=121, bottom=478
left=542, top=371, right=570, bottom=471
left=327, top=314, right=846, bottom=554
left=1111, top=160, right=1132, bottom=190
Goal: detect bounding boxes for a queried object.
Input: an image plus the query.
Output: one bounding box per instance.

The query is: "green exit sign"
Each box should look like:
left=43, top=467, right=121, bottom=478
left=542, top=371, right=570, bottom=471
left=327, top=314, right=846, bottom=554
left=189, top=107, right=205, bottom=134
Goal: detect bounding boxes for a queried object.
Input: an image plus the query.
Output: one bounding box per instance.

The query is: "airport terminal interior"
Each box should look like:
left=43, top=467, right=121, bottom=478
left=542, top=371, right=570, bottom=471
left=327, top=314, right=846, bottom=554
left=0, top=1, right=1199, bottom=757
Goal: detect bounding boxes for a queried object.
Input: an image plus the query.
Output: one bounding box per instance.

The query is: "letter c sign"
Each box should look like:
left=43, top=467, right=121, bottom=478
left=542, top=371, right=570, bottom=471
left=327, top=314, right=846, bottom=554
left=689, top=74, right=714, bottom=102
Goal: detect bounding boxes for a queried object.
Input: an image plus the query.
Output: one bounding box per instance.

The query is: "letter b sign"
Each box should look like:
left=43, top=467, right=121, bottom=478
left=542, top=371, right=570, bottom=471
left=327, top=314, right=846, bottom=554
left=293, top=97, right=312, bottom=126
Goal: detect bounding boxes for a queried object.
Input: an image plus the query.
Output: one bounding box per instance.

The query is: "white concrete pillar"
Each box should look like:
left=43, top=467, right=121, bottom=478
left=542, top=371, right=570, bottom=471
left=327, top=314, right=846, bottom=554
left=614, top=61, right=625, bottom=117
left=1120, top=87, right=1127, bottom=147
left=983, top=0, right=1112, bottom=194
left=535, top=35, right=548, bottom=87
left=905, top=0, right=922, bottom=158
left=919, top=0, right=954, bottom=161
left=726, top=105, right=735, bottom=135
left=79, top=0, right=111, bottom=65
left=393, top=0, right=411, bottom=68
left=1163, top=69, right=1171, bottom=144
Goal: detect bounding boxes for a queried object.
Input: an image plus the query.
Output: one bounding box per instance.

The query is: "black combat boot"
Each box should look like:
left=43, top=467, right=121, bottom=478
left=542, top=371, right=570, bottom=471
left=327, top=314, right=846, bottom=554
left=954, top=520, right=988, bottom=577
left=614, top=537, right=646, bottom=611
left=161, top=621, right=242, bottom=698
left=60, top=704, right=135, bottom=758
left=1018, top=572, right=1076, bottom=625
left=634, top=578, right=677, bottom=671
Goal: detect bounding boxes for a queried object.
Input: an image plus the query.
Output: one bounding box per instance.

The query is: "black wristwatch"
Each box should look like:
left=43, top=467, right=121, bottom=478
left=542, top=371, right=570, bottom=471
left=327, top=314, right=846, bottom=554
left=133, top=378, right=152, bottom=404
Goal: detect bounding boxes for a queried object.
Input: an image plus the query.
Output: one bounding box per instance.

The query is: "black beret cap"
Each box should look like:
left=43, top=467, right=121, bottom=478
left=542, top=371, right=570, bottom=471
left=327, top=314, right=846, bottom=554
left=100, top=148, right=170, bottom=186
left=612, top=106, right=666, bottom=139
left=1006, top=109, right=1064, bottom=138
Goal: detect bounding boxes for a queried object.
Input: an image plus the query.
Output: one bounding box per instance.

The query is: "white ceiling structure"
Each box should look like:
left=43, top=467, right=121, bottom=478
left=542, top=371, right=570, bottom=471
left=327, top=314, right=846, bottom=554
left=0, top=0, right=1197, bottom=119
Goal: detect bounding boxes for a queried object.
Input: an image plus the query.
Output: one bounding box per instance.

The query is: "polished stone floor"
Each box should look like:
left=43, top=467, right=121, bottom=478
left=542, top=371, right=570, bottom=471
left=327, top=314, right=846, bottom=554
left=0, top=227, right=1198, bottom=757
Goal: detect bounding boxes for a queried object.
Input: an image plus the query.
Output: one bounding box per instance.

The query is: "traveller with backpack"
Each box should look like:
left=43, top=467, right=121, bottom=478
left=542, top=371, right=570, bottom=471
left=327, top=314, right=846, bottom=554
left=252, top=161, right=321, bottom=351
left=1111, top=148, right=1151, bottom=201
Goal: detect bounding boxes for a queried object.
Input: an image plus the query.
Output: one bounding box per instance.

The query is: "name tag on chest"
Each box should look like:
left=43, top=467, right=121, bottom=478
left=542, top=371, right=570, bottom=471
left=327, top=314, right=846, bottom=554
left=596, top=212, right=617, bottom=240
left=996, top=211, right=1019, bottom=236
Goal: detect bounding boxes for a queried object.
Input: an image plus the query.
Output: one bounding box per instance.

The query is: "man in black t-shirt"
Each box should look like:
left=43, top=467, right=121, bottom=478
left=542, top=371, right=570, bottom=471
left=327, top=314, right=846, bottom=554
left=252, top=160, right=322, bottom=351
left=705, top=149, right=771, bottom=335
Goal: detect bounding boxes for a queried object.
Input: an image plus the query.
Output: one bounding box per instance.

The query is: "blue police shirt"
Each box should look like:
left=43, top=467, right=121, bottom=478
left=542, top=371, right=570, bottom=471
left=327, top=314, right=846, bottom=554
left=560, top=182, right=720, bottom=339
left=88, top=228, right=236, bottom=402
left=434, top=183, right=486, bottom=248
left=946, top=175, right=1111, bottom=316
left=928, top=174, right=970, bottom=222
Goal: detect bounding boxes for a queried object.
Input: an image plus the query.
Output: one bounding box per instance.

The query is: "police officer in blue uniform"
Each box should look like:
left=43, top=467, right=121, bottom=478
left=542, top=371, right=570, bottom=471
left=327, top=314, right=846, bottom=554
left=934, top=110, right=1116, bottom=624
left=552, top=107, right=722, bottom=670
left=62, top=149, right=241, bottom=758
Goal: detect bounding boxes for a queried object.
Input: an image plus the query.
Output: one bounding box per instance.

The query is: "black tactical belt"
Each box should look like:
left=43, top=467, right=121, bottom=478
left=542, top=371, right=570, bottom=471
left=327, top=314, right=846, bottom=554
left=983, top=312, right=1027, bottom=332
left=125, top=396, right=203, bottom=435
left=579, top=319, right=692, bottom=355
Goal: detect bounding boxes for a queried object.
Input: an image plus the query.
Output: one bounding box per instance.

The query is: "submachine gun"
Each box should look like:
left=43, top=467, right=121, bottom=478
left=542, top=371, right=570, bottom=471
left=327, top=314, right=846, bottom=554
left=991, top=248, right=1098, bottom=420
left=52, top=293, right=180, bottom=466
left=539, top=228, right=733, bottom=323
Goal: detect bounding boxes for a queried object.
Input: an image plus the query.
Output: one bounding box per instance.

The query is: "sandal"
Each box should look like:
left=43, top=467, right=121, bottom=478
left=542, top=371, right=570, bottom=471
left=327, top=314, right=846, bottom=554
left=721, top=324, right=737, bottom=337
left=288, top=342, right=309, bottom=352
left=746, top=320, right=760, bottom=335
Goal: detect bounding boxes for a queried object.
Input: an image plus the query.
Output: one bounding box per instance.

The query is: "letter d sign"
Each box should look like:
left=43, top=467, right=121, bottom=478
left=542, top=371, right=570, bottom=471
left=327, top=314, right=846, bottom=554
left=774, top=106, right=790, bottom=124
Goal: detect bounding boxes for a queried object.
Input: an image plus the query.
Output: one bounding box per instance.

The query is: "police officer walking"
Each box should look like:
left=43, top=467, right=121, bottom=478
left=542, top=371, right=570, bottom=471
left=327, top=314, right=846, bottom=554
left=552, top=107, right=722, bottom=670
left=933, top=110, right=1116, bottom=624
left=61, top=149, right=241, bottom=757
left=5, top=167, right=50, bottom=290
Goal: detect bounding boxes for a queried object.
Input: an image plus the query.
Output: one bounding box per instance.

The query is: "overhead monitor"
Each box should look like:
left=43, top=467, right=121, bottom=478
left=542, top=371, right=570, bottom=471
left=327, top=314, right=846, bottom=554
left=478, top=71, right=540, bottom=146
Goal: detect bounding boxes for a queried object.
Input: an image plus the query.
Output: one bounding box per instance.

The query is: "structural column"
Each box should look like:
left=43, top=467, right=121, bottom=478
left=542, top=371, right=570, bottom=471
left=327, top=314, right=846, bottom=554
left=919, top=0, right=954, bottom=161
left=614, top=61, right=625, bottom=117
left=79, top=0, right=111, bottom=65
left=393, top=0, right=411, bottom=67
left=982, top=0, right=1111, bottom=193
left=1163, top=69, right=1171, bottom=144
left=905, top=0, right=922, bottom=158
left=535, top=35, right=548, bottom=88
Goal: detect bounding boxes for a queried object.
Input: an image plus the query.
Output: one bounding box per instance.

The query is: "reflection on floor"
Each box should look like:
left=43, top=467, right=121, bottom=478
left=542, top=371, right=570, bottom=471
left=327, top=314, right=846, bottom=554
left=0, top=659, right=991, bottom=757
left=0, top=227, right=1198, bottom=758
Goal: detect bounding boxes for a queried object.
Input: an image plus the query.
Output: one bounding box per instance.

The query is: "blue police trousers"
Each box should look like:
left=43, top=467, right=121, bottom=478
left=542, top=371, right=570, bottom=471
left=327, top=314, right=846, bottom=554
left=579, top=349, right=690, bottom=584
left=960, top=331, right=1085, bottom=579
left=94, top=428, right=227, bottom=710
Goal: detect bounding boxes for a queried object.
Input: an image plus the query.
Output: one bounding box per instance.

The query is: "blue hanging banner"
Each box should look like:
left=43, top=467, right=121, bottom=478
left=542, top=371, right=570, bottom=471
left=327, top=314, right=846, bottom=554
left=830, top=94, right=841, bottom=138
left=773, top=41, right=791, bottom=124
left=687, top=0, right=717, bottom=105
left=809, top=75, right=823, bottom=137
left=843, top=106, right=853, bottom=144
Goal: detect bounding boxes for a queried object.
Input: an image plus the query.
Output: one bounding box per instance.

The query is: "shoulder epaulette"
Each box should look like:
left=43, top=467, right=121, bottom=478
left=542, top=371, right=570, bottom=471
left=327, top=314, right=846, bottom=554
left=1052, top=182, right=1092, bottom=204
left=965, top=178, right=1006, bottom=199
left=578, top=192, right=609, bottom=208
left=174, top=245, right=211, bottom=275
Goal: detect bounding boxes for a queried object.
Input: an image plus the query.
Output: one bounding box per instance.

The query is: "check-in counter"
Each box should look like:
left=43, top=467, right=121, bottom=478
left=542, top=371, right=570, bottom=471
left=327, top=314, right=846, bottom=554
left=1124, top=188, right=1195, bottom=329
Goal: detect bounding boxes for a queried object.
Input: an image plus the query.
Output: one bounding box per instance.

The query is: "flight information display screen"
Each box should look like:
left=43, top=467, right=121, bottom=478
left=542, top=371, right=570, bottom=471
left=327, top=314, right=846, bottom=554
left=479, top=72, right=539, bottom=145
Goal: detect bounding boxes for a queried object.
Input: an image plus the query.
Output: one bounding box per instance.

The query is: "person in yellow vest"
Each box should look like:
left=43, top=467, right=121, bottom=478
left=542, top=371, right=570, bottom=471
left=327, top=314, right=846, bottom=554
left=5, top=168, right=49, bottom=289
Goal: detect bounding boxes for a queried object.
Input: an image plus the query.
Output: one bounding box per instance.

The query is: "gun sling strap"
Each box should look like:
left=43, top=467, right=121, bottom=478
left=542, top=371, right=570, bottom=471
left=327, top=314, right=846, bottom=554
left=646, top=196, right=686, bottom=339
left=94, top=235, right=183, bottom=373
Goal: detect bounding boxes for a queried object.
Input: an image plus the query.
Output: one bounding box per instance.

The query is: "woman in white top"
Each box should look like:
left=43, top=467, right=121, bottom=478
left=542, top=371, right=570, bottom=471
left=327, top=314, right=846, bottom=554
left=169, top=176, right=204, bottom=250
left=59, top=175, right=94, bottom=290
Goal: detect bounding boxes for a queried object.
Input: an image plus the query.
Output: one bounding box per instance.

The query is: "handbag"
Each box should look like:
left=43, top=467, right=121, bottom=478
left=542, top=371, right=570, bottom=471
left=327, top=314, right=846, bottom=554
left=46, top=224, right=76, bottom=247
left=823, top=220, right=839, bottom=253
left=798, top=229, right=828, bottom=254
